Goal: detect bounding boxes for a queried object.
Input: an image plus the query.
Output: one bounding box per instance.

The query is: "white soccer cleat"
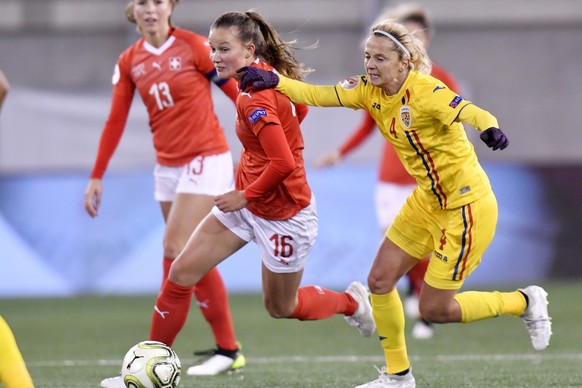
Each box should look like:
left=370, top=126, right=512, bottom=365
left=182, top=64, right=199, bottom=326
left=344, top=281, right=376, bottom=337
left=519, top=285, right=552, bottom=350
left=186, top=350, right=246, bottom=376
left=100, top=375, right=124, bottom=388
left=354, top=366, right=415, bottom=388
left=411, top=319, right=434, bottom=340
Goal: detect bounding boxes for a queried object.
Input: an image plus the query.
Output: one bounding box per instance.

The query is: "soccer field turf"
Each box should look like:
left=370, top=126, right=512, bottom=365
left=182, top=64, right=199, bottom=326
left=2, top=281, right=581, bottom=387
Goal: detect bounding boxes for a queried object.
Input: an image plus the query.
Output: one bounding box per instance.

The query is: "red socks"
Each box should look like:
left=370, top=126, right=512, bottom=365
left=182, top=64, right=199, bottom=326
left=161, top=258, right=238, bottom=351
left=150, top=280, right=193, bottom=346
left=290, top=286, right=358, bottom=320
left=194, top=268, right=238, bottom=351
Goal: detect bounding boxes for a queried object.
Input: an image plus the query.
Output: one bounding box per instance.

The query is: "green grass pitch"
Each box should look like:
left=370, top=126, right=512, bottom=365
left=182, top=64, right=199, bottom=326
left=1, top=282, right=581, bottom=387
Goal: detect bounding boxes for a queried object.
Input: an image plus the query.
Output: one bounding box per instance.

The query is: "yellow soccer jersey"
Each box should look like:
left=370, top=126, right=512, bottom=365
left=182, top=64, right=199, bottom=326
left=276, top=71, right=499, bottom=209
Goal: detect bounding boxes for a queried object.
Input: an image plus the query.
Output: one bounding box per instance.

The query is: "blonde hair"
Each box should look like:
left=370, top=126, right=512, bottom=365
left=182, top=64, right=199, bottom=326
left=125, top=0, right=180, bottom=33
left=210, top=10, right=311, bottom=81
left=370, top=21, right=432, bottom=74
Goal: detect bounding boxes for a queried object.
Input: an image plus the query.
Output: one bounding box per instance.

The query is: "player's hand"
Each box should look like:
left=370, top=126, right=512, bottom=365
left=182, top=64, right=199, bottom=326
left=315, top=150, right=341, bottom=169
left=480, top=127, right=509, bottom=151
left=84, top=178, right=103, bottom=217
left=237, top=66, right=280, bottom=91
left=214, top=190, right=249, bottom=212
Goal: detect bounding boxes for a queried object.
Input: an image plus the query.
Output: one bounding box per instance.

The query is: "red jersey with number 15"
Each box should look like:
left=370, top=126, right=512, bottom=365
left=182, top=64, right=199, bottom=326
left=235, top=60, right=311, bottom=220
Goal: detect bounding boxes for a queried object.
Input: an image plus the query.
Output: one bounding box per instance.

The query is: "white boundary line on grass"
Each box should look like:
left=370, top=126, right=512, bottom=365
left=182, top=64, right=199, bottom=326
left=28, top=353, right=582, bottom=367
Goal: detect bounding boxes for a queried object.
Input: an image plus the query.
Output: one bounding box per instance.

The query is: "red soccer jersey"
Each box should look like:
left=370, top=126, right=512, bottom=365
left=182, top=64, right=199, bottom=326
left=339, top=63, right=460, bottom=185
left=90, top=28, right=238, bottom=178
left=235, top=60, right=311, bottom=220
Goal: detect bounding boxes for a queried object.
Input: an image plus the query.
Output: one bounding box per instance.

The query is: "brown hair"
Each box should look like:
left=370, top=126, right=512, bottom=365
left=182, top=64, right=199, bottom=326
left=210, top=10, right=311, bottom=81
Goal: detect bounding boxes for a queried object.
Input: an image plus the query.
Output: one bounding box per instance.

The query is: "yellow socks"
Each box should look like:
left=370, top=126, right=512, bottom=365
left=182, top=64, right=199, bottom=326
left=370, top=290, right=410, bottom=374
left=454, top=290, right=527, bottom=323
left=0, top=316, right=34, bottom=388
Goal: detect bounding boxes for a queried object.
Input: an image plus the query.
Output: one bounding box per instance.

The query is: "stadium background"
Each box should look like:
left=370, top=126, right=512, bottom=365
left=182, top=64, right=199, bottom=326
left=1, top=0, right=581, bottom=296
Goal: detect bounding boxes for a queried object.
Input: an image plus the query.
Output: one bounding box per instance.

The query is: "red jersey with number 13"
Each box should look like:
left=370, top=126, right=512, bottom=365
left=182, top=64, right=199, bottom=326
left=94, top=28, right=230, bottom=178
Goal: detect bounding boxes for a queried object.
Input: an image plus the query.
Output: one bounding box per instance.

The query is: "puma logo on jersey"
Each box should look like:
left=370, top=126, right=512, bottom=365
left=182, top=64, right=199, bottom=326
left=152, top=62, right=162, bottom=71
left=154, top=305, right=169, bottom=319
left=241, top=91, right=252, bottom=99
left=196, top=299, right=210, bottom=309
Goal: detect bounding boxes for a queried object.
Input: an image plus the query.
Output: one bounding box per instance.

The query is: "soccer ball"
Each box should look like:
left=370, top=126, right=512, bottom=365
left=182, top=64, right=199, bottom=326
left=121, top=340, right=181, bottom=388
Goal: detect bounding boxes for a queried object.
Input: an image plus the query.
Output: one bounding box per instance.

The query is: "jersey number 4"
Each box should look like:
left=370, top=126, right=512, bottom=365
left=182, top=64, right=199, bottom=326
left=389, top=117, right=397, bottom=138
left=149, top=82, right=175, bottom=110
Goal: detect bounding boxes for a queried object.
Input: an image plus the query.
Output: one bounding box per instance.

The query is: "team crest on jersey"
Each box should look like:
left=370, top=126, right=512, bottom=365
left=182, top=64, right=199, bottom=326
left=400, top=106, right=411, bottom=128
left=131, top=63, right=146, bottom=79
left=248, top=108, right=267, bottom=124
left=339, top=76, right=360, bottom=90
left=169, top=57, right=181, bottom=71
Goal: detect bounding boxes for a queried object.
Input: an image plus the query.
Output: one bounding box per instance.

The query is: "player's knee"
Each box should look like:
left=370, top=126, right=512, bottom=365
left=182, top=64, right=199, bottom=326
left=419, top=303, right=453, bottom=323
left=263, top=297, right=293, bottom=318
left=162, top=238, right=184, bottom=259
left=367, top=272, right=397, bottom=294
left=166, top=259, right=198, bottom=288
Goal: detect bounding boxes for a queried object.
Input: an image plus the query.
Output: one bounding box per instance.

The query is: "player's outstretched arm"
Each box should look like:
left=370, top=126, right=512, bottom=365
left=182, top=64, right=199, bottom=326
left=480, top=127, right=509, bottom=151
left=456, top=103, right=508, bottom=151
left=237, top=67, right=343, bottom=108
left=237, top=66, right=280, bottom=91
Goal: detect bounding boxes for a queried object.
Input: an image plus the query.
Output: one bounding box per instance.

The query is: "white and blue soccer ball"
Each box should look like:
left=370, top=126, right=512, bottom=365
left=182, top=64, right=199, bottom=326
left=121, top=340, right=181, bottom=388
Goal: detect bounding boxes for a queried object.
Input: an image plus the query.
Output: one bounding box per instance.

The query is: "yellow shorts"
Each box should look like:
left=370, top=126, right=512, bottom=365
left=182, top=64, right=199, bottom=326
left=387, top=188, right=498, bottom=290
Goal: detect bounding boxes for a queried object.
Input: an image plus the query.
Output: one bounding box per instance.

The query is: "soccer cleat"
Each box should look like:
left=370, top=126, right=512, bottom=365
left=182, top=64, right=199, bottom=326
left=344, top=281, right=376, bottom=337
left=519, top=285, right=552, bottom=350
left=186, top=347, right=246, bottom=376
left=354, top=366, right=415, bottom=388
left=411, top=319, right=434, bottom=340
left=100, top=375, right=124, bottom=388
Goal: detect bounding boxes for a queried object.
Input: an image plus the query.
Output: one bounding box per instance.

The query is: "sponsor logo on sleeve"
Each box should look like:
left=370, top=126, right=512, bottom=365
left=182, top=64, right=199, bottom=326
left=339, top=76, right=360, bottom=90
left=248, top=108, right=267, bottom=124
left=449, top=95, right=463, bottom=108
